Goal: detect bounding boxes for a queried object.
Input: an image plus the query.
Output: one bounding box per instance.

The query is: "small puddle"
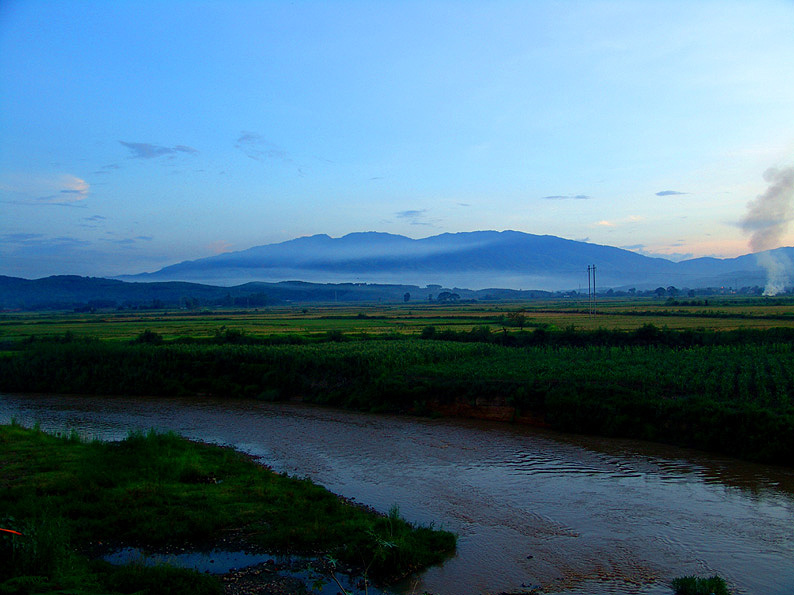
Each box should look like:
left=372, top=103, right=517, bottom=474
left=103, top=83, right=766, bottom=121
left=103, top=547, right=278, bottom=574
left=103, top=548, right=393, bottom=594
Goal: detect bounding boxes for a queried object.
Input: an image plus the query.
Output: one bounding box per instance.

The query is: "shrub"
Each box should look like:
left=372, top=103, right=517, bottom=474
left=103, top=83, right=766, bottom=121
left=672, top=575, right=730, bottom=595
left=133, top=330, right=163, bottom=344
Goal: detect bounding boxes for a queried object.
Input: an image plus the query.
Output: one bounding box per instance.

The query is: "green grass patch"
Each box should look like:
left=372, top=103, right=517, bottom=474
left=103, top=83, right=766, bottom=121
left=0, top=507, right=223, bottom=595
left=671, top=575, right=731, bottom=595
left=0, top=424, right=456, bottom=592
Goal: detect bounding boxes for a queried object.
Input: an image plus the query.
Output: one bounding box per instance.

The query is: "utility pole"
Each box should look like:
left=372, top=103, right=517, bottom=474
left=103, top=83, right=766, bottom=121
left=587, top=265, right=592, bottom=315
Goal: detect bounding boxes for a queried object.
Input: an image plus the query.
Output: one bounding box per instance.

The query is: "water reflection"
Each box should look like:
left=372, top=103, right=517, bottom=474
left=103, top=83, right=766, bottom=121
left=1, top=393, right=793, bottom=595
left=103, top=548, right=391, bottom=595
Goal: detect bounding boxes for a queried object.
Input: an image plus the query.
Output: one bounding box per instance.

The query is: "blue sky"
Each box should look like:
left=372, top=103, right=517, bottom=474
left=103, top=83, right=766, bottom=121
left=1, top=0, right=793, bottom=279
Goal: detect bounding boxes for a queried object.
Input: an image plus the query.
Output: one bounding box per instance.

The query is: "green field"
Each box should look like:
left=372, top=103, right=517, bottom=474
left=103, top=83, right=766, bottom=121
left=3, top=296, right=794, bottom=344
left=1, top=297, right=793, bottom=466
left=0, top=300, right=781, bottom=595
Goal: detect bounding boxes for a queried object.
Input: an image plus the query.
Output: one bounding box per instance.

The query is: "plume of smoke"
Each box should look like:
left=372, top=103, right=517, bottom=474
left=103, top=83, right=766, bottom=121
left=740, top=166, right=794, bottom=295
left=755, top=251, right=791, bottom=296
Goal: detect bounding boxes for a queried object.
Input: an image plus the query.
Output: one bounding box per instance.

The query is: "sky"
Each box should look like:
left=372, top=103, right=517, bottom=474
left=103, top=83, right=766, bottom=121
left=1, top=0, right=794, bottom=279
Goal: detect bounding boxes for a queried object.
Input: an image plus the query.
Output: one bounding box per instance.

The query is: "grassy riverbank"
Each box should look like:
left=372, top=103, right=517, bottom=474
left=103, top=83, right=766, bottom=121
left=1, top=325, right=793, bottom=465
left=0, top=423, right=456, bottom=594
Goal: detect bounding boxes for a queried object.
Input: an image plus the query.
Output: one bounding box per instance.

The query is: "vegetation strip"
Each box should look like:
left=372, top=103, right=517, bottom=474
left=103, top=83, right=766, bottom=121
left=0, top=424, right=456, bottom=594
left=1, top=322, right=793, bottom=465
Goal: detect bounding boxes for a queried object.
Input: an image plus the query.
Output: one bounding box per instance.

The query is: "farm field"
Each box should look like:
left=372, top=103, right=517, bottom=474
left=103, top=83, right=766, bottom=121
left=1, top=296, right=794, bottom=466
left=0, top=296, right=792, bottom=593
left=2, top=295, right=794, bottom=344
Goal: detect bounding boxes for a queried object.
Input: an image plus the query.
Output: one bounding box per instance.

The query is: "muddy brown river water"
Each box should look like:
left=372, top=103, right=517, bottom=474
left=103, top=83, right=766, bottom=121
left=1, top=393, right=793, bottom=595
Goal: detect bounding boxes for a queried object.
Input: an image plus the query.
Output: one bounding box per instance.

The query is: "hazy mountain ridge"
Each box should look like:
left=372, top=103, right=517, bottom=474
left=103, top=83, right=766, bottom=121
left=3, top=231, right=791, bottom=309
left=122, top=230, right=786, bottom=291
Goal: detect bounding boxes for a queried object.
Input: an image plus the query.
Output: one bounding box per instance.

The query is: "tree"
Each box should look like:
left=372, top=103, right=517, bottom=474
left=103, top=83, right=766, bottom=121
left=506, top=311, right=527, bottom=329
left=654, top=287, right=666, bottom=298
left=133, top=329, right=163, bottom=344
left=436, top=292, right=460, bottom=303
left=403, top=292, right=410, bottom=303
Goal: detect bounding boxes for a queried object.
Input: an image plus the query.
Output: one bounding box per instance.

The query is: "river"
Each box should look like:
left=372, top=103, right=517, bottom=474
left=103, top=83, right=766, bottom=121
left=1, top=393, right=792, bottom=595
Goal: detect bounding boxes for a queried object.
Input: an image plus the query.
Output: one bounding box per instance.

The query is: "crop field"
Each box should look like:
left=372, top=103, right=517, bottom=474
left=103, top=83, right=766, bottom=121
left=2, top=295, right=793, bottom=466
left=2, top=296, right=794, bottom=343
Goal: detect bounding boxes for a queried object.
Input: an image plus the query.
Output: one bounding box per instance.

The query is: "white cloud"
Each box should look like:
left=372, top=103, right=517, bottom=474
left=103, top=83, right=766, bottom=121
left=56, top=175, right=90, bottom=203
left=1, top=173, right=90, bottom=206
left=596, top=215, right=643, bottom=227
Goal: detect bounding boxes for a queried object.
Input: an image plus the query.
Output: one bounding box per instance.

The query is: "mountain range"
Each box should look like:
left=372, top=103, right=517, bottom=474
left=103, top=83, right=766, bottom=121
left=122, top=230, right=791, bottom=292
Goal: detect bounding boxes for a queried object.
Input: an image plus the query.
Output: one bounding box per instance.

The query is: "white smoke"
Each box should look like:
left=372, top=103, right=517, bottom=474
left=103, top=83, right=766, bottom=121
left=740, top=166, right=794, bottom=295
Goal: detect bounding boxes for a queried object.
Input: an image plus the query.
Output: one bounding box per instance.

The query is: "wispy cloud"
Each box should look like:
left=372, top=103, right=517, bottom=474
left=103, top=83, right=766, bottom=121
left=120, top=141, right=198, bottom=159
left=655, top=190, right=688, bottom=196
left=92, top=164, right=121, bottom=175
left=595, top=215, right=643, bottom=228
left=79, top=215, right=107, bottom=228
left=235, top=132, right=289, bottom=162
left=543, top=194, right=592, bottom=200
left=2, top=174, right=93, bottom=206
left=47, top=176, right=90, bottom=205
left=621, top=243, right=695, bottom=262
left=0, top=233, right=45, bottom=244
left=397, top=209, right=427, bottom=219
left=102, top=235, right=153, bottom=246
left=0, top=234, right=91, bottom=250
left=396, top=209, right=434, bottom=226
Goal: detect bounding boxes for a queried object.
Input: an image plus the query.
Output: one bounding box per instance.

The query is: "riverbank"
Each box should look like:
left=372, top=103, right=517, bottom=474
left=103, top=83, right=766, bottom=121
left=3, top=394, right=789, bottom=594
left=1, top=330, right=792, bottom=465
left=0, top=423, right=456, bottom=594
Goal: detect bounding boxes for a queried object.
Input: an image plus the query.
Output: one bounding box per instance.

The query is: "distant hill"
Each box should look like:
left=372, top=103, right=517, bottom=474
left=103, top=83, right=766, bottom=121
left=121, top=230, right=790, bottom=292
left=0, top=276, right=552, bottom=311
